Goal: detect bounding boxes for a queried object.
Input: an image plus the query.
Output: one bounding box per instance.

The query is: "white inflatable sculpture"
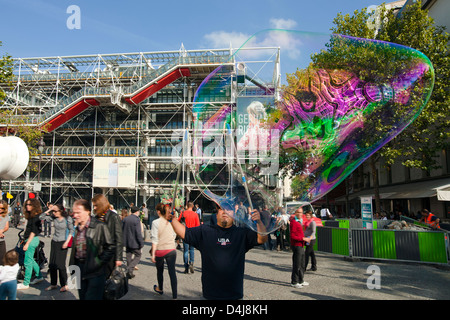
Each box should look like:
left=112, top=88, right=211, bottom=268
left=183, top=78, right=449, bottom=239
left=0, top=136, right=30, bottom=180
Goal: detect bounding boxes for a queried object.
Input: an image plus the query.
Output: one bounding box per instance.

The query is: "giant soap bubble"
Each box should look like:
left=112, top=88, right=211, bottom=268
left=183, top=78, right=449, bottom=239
left=190, top=30, right=434, bottom=234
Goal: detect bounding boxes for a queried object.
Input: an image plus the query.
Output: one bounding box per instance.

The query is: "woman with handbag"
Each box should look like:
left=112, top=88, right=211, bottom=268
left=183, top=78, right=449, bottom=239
left=45, top=204, right=74, bottom=292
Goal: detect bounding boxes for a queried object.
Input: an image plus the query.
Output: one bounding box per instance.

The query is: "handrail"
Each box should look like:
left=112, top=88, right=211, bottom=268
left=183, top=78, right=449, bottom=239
left=4, top=54, right=232, bottom=127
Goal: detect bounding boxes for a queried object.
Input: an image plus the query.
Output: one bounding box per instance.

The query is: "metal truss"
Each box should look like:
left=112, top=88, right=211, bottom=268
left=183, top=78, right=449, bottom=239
left=1, top=46, right=280, bottom=211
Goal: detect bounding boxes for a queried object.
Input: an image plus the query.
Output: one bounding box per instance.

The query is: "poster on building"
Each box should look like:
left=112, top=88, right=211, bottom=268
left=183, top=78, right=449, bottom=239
left=361, top=196, right=373, bottom=229
left=93, top=157, right=136, bottom=189
left=236, top=96, right=277, bottom=171
left=236, top=97, right=274, bottom=149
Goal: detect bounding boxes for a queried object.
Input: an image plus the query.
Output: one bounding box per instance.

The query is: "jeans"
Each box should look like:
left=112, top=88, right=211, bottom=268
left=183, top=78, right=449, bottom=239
left=23, top=237, right=41, bottom=286
left=263, top=234, right=273, bottom=250
left=155, top=250, right=177, bottom=299
left=291, top=245, right=305, bottom=284
left=304, top=239, right=317, bottom=270
left=43, top=220, right=52, bottom=236
left=183, top=242, right=194, bottom=268
left=0, top=280, right=17, bottom=300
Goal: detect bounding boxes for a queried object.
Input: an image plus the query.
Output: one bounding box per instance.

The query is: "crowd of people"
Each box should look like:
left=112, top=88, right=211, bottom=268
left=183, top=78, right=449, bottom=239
left=0, top=194, right=441, bottom=300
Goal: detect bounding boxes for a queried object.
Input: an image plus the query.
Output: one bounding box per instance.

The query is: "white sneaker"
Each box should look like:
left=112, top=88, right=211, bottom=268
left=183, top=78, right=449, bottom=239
left=30, top=277, right=44, bottom=285
left=17, top=283, right=30, bottom=290
left=300, top=281, right=309, bottom=286
left=290, top=283, right=303, bottom=288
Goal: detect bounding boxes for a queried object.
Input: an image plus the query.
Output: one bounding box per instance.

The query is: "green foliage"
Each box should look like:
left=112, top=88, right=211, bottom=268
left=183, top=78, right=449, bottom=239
left=0, top=41, right=13, bottom=103
left=329, top=1, right=450, bottom=170
left=0, top=41, right=48, bottom=168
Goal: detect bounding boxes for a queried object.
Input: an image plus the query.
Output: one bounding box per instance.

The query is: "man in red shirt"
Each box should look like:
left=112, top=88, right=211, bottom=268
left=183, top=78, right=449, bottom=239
left=289, top=207, right=311, bottom=288
left=178, top=201, right=200, bottom=273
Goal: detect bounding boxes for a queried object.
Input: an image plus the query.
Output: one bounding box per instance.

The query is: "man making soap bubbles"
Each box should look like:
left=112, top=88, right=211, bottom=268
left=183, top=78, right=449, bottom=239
left=168, top=205, right=267, bottom=300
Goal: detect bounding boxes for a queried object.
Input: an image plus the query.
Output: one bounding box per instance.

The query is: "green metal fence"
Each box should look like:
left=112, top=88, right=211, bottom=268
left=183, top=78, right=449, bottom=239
left=315, top=225, right=449, bottom=264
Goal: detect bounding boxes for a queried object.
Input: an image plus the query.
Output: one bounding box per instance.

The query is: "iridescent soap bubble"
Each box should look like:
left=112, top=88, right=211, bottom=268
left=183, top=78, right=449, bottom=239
left=190, top=30, right=434, bottom=234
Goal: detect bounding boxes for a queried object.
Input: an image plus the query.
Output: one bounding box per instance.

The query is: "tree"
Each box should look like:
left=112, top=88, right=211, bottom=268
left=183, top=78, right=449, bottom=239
left=282, top=2, right=449, bottom=213
left=327, top=1, right=450, bottom=214
left=0, top=41, right=48, bottom=182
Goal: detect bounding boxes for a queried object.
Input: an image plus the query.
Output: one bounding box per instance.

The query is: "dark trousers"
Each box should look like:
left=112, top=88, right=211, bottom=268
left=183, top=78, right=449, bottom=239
left=276, top=231, right=286, bottom=250
left=126, top=248, right=141, bottom=274
left=49, top=240, right=68, bottom=286
left=13, top=214, right=21, bottom=228
left=291, top=246, right=305, bottom=284
left=77, top=262, right=106, bottom=300
left=43, top=220, right=52, bottom=236
left=0, top=241, right=6, bottom=266
left=155, top=250, right=177, bottom=299
left=304, top=239, right=317, bottom=270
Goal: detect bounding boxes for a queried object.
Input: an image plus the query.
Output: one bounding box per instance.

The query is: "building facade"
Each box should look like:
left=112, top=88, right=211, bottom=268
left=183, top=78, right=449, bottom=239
left=0, top=45, right=280, bottom=214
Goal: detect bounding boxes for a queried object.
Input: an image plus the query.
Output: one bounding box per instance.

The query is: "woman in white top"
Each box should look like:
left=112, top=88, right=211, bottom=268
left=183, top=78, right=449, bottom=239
left=151, top=203, right=177, bottom=299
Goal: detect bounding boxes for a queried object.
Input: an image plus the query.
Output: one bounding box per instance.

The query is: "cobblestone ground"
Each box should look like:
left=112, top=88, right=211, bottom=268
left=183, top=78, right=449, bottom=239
left=4, top=221, right=450, bottom=302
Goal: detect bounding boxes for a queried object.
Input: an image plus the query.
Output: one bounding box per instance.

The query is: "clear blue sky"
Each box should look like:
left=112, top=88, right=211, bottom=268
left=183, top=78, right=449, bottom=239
left=0, top=0, right=388, bottom=58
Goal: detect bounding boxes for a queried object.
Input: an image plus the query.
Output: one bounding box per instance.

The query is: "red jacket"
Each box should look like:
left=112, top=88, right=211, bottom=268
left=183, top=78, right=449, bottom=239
left=289, top=216, right=305, bottom=247
left=178, top=209, right=200, bottom=228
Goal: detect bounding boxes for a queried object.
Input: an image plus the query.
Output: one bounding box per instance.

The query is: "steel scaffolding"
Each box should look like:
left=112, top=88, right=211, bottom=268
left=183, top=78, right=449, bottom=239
left=0, top=45, right=280, bottom=213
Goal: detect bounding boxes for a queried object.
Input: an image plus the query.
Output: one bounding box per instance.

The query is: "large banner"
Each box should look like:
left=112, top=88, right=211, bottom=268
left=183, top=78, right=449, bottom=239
left=235, top=96, right=278, bottom=175
left=93, top=157, right=136, bottom=189
left=236, top=96, right=275, bottom=150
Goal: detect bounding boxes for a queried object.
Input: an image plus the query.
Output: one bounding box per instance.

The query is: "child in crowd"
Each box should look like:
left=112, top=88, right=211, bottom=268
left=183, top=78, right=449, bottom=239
left=0, top=249, right=20, bottom=300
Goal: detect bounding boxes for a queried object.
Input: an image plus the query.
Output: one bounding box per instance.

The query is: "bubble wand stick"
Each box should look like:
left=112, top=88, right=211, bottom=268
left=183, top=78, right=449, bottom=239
left=171, top=130, right=187, bottom=214
left=226, top=123, right=253, bottom=211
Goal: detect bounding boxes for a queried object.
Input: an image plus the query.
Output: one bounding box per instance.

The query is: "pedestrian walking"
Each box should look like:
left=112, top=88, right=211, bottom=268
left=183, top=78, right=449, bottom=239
left=40, top=202, right=54, bottom=237
left=290, top=207, right=311, bottom=289
left=151, top=203, right=177, bottom=299
left=275, top=207, right=289, bottom=251
left=17, top=198, right=44, bottom=290
left=260, top=205, right=274, bottom=250
left=0, top=249, right=20, bottom=300
left=69, top=199, right=115, bottom=300
left=169, top=206, right=267, bottom=300
left=141, top=203, right=149, bottom=229
left=178, top=201, right=200, bottom=274
left=122, top=206, right=144, bottom=279
left=92, top=194, right=123, bottom=276
left=303, top=210, right=317, bottom=272
left=45, top=204, right=74, bottom=292
left=120, top=208, right=129, bottom=221
left=13, top=201, right=21, bottom=228
left=0, top=200, right=10, bottom=264
left=320, top=205, right=332, bottom=221
left=195, top=204, right=202, bottom=223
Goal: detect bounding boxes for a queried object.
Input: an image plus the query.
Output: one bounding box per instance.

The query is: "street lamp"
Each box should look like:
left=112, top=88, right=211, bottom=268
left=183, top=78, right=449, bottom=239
left=37, top=137, right=45, bottom=200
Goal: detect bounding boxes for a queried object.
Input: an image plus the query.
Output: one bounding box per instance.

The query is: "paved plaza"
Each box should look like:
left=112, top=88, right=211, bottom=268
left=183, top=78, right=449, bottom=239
left=4, top=219, right=450, bottom=303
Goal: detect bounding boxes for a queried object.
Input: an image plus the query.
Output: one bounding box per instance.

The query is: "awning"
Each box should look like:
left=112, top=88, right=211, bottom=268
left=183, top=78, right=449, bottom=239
left=335, top=178, right=450, bottom=202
